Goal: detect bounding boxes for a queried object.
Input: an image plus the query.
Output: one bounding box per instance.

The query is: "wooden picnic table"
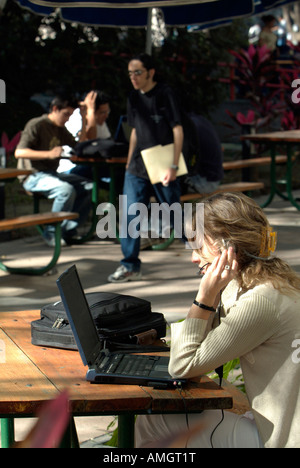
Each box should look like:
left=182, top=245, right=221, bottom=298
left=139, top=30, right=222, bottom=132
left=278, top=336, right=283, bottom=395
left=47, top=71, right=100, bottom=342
left=241, top=130, right=300, bottom=210
left=0, top=168, right=32, bottom=180
left=0, top=168, right=79, bottom=275
left=0, top=310, right=233, bottom=448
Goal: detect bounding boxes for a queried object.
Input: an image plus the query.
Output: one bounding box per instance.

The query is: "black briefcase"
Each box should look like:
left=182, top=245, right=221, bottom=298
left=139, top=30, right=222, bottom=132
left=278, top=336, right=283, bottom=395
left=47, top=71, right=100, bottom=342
left=31, top=292, right=168, bottom=351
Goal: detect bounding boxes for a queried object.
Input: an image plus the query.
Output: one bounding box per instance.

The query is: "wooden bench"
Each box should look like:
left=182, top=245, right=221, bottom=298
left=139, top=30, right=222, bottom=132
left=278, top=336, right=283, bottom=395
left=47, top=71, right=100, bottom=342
left=180, top=181, right=265, bottom=203
left=0, top=211, right=78, bottom=276
left=223, top=154, right=289, bottom=171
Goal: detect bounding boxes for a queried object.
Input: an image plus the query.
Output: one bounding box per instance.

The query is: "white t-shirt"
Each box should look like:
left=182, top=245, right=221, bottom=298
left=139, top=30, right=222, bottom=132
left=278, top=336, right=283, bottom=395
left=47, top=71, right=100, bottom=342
left=58, top=108, right=111, bottom=173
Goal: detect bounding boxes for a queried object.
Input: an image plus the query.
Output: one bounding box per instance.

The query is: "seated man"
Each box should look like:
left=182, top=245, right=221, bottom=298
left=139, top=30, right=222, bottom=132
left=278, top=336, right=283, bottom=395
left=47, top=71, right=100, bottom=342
left=15, top=94, right=93, bottom=246
left=59, top=89, right=125, bottom=193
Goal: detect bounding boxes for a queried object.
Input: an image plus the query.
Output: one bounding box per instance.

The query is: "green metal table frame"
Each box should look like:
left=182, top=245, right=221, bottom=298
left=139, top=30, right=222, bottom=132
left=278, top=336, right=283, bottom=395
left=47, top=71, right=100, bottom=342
left=0, top=222, right=63, bottom=276
left=63, top=160, right=122, bottom=244
left=1, top=413, right=135, bottom=449
left=260, top=143, right=300, bottom=211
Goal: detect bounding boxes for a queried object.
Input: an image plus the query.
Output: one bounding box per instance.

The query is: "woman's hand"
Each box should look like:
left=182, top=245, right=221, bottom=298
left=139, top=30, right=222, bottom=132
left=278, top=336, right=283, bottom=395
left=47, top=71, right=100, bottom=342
left=196, top=247, right=238, bottom=307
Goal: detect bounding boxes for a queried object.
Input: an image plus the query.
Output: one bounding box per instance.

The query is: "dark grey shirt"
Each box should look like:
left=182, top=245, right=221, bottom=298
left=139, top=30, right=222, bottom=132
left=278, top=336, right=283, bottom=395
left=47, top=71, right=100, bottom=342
left=17, top=114, right=75, bottom=172
left=127, top=82, right=182, bottom=179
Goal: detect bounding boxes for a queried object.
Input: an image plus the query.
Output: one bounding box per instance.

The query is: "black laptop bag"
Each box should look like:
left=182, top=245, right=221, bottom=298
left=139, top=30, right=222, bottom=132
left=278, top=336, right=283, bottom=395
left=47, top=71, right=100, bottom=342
left=74, top=138, right=128, bottom=159
left=31, top=292, right=168, bottom=351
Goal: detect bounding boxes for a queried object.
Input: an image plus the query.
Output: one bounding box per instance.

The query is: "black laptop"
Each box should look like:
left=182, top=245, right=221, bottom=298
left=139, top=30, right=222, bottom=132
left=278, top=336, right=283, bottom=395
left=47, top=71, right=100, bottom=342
left=56, top=265, right=185, bottom=388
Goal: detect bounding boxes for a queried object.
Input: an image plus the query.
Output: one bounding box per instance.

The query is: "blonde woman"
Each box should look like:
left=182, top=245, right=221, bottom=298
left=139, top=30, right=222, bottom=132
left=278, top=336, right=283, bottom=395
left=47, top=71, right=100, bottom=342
left=136, top=192, right=300, bottom=448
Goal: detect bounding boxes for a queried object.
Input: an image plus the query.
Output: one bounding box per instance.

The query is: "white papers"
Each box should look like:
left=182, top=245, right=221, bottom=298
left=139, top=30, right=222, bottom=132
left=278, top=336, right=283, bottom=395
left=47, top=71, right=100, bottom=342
left=141, top=144, right=187, bottom=185
left=61, top=145, right=74, bottom=157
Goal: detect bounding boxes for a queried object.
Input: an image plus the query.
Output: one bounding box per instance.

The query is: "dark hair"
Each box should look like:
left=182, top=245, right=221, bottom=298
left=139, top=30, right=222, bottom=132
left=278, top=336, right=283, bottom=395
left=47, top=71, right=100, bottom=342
left=93, top=90, right=110, bottom=110
left=50, top=95, right=78, bottom=111
left=130, top=53, right=155, bottom=71
left=261, top=15, right=277, bottom=25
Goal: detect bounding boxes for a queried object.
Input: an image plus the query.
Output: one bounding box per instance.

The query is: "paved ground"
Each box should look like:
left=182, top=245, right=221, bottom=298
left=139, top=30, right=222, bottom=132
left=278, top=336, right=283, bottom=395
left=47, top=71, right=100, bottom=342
left=1, top=191, right=300, bottom=447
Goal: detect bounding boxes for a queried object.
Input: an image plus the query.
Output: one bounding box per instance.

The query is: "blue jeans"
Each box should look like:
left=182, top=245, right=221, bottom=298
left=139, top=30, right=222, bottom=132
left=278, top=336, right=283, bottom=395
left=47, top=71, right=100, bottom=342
left=23, top=171, right=92, bottom=238
left=120, top=171, right=181, bottom=272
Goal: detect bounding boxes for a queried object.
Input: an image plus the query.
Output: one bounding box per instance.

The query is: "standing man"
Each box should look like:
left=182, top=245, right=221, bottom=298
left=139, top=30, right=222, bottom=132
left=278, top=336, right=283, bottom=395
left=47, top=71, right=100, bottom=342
left=15, top=94, right=94, bottom=246
left=108, top=53, right=184, bottom=283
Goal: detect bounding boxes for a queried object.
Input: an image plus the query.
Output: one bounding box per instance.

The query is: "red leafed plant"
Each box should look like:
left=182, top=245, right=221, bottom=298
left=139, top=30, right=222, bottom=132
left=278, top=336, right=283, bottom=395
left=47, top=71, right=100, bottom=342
left=226, top=44, right=285, bottom=133
left=225, top=108, right=274, bottom=132
left=229, top=44, right=276, bottom=99
left=1, top=131, right=21, bottom=156
left=281, top=110, right=300, bottom=130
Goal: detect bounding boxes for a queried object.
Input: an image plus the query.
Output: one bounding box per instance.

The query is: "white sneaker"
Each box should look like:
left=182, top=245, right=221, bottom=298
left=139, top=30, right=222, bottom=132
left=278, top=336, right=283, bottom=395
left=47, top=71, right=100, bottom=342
left=43, top=235, right=66, bottom=248
left=107, top=265, right=142, bottom=283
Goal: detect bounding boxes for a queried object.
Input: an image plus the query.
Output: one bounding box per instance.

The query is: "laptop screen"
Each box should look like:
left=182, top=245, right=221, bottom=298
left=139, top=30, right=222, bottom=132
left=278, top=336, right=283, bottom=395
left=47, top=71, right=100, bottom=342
left=56, top=265, right=101, bottom=366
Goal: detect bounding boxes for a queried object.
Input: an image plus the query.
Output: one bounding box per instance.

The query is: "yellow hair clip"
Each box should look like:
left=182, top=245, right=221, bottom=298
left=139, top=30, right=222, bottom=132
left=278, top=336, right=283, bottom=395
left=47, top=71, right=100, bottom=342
left=268, top=228, right=277, bottom=254
left=259, top=227, right=277, bottom=257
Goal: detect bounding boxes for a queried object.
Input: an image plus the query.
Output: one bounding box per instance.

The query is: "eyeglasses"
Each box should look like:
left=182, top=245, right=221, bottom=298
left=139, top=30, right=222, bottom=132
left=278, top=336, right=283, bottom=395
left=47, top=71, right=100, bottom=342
left=128, top=70, right=146, bottom=77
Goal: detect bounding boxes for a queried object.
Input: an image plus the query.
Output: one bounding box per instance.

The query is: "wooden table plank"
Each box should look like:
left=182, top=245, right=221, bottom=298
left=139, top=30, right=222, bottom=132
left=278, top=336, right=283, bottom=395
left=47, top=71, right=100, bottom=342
left=0, top=311, right=233, bottom=417
left=0, top=168, right=32, bottom=180
left=141, top=377, right=233, bottom=413
left=0, top=310, right=234, bottom=449
left=0, top=328, right=57, bottom=416
left=0, top=212, right=78, bottom=231
left=241, top=130, right=300, bottom=143
left=0, top=311, right=152, bottom=415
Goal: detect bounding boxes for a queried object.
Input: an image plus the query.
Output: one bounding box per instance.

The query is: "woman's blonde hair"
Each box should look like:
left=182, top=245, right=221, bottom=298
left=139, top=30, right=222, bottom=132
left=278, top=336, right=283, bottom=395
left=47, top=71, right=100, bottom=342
left=193, top=192, right=300, bottom=293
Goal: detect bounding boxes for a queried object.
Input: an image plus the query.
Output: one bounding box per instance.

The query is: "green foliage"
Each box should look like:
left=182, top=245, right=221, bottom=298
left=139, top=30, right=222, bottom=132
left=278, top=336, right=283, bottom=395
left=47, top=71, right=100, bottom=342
left=223, top=358, right=240, bottom=379
left=210, top=358, right=245, bottom=393
left=104, top=417, right=118, bottom=447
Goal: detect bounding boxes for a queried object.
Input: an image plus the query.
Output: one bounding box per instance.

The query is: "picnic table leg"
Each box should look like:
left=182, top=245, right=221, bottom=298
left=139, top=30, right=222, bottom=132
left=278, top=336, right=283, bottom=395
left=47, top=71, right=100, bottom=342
left=32, top=194, right=44, bottom=236
left=283, top=145, right=300, bottom=210
left=108, top=164, right=121, bottom=242
left=0, top=222, right=62, bottom=276
left=151, top=229, right=175, bottom=250
left=0, top=223, right=62, bottom=275
left=1, top=418, right=15, bottom=448
left=59, top=417, right=79, bottom=448
left=262, top=144, right=300, bottom=211
left=0, top=186, right=5, bottom=220
left=118, top=414, right=135, bottom=448
left=108, top=165, right=117, bottom=206
left=71, top=164, right=101, bottom=244
left=260, top=145, right=277, bottom=208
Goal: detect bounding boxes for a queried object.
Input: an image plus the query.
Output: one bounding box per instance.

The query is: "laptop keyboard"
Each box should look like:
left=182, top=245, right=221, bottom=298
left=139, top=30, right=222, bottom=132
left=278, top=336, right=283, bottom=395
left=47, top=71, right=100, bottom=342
left=98, top=354, right=159, bottom=376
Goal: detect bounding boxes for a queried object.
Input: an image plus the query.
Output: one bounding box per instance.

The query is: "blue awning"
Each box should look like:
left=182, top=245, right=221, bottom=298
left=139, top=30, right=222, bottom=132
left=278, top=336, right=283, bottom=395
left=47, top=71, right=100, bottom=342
left=14, top=0, right=299, bottom=29
left=13, top=0, right=256, bottom=27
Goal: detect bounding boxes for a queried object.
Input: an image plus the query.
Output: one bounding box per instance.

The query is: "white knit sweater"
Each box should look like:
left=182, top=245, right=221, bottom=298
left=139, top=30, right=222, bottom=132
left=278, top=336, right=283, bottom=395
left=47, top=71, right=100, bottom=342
left=169, top=280, right=300, bottom=448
